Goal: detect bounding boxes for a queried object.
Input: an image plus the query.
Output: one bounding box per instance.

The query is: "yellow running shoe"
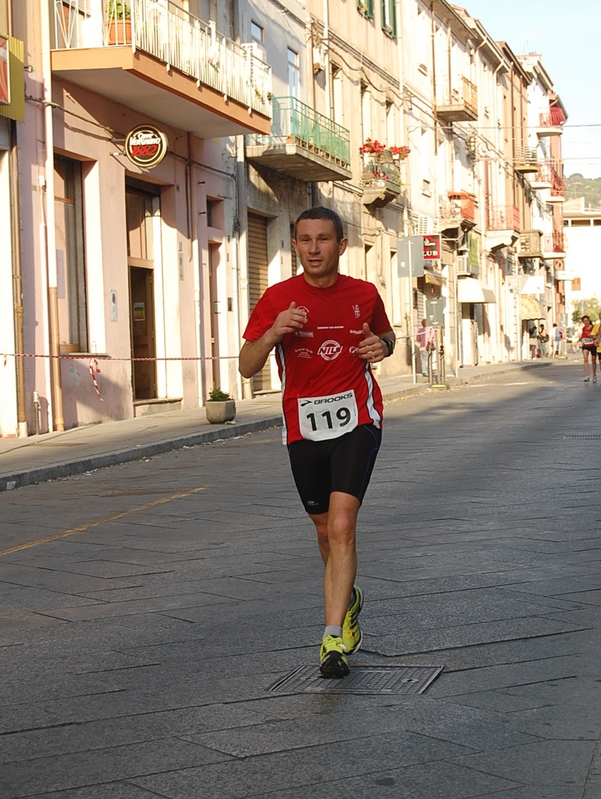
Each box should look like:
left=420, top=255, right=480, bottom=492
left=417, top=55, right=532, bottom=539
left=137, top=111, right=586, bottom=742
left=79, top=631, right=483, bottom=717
left=342, top=586, right=363, bottom=654
left=319, top=636, right=349, bottom=678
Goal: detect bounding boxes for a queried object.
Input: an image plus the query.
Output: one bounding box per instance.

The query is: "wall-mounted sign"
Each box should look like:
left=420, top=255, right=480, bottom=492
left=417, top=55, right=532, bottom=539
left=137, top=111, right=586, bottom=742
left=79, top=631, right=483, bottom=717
left=125, top=125, right=169, bottom=168
left=423, top=234, right=441, bottom=260
left=0, top=36, right=10, bottom=105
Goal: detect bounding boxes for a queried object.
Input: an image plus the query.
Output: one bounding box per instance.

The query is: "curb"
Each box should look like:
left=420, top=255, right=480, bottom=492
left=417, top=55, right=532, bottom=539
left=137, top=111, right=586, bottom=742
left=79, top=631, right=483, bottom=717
left=0, top=416, right=282, bottom=493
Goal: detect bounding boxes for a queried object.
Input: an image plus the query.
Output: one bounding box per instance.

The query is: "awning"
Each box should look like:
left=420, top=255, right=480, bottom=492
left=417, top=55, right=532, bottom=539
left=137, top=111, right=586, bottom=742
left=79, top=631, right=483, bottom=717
left=457, top=277, right=496, bottom=304
left=424, top=269, right=446, bottom=286
left=520, top=294, right=545, bottom=320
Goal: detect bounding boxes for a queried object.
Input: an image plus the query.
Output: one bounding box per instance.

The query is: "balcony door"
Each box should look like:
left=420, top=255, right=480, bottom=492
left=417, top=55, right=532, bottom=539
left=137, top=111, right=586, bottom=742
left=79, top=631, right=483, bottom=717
left=126, top=186, right=158, bottom=400
left=248, top=213, right=270, bottom=392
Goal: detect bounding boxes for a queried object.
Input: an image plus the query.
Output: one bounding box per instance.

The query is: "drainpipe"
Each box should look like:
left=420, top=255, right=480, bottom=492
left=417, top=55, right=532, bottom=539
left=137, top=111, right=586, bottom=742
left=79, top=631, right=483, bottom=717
left=40, top=0, right=64, bottom=431
left=323, top=0, right=330, bottom=118
left=9, top=119, right=27, bottom=437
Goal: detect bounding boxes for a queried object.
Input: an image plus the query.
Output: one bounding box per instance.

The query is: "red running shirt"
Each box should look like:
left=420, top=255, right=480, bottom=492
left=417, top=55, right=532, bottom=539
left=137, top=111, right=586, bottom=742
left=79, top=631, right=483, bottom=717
left=243, top=274, right=392, bottom=444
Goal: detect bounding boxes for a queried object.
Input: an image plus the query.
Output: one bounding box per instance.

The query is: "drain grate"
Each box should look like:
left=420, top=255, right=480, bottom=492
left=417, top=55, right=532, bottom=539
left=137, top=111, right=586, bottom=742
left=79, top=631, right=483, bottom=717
left=562, top=435, right=601, bottom=440
left=268, top=665, right=443, bottom=695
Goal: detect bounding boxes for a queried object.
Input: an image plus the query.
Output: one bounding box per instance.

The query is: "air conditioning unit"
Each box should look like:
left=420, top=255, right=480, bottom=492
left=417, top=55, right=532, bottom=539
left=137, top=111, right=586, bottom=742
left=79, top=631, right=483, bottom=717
left=456, top=254, right=471, bottom=275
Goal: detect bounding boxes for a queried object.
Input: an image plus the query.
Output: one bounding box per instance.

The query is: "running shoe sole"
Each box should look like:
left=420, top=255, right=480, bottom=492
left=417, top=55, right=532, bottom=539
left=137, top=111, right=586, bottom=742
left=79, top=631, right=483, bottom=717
left=320, top=650, right=350, bottom=678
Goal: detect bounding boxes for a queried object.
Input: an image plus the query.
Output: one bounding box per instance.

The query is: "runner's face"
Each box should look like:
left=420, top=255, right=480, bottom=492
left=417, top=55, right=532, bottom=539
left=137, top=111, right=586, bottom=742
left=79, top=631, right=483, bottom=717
left=294, top=219, right=348, bottom=287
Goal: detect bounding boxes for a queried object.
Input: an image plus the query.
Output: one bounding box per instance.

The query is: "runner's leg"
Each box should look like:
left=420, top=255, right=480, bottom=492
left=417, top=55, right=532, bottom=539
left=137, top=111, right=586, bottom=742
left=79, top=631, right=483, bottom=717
left=310, top=491, right=360, bottom=627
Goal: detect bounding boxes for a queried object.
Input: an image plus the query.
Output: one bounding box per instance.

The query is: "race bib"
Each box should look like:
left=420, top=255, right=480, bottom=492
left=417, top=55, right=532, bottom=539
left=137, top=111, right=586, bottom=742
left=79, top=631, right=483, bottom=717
left=298, top=390, right=358, bottom=441
left=583, top=338, right=594, bottom=345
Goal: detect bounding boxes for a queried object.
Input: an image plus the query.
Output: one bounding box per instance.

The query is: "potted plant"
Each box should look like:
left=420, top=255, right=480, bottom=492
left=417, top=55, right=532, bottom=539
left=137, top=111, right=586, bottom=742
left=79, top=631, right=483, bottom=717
left=106, top=0, right=131, bottom=45
left=205, top=387, right=236, bottom=424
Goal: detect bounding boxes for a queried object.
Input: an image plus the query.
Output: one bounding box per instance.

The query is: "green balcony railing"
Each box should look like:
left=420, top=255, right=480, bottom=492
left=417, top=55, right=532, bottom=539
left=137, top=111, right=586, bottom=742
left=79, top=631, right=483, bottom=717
left=247, top=97, right=351, bottom=167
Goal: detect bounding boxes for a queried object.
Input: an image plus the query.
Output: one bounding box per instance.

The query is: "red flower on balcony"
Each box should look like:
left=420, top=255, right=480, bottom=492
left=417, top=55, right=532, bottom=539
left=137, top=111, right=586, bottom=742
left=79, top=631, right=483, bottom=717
left=388, top=145, right=411, bottom=159
left=359, top=138, right=386, bottom=155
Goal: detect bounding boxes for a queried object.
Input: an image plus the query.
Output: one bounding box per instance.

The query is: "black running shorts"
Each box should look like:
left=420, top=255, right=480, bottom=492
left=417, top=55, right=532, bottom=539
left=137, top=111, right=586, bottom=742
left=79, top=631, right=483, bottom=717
left=287, top=424, right=382, bottom=515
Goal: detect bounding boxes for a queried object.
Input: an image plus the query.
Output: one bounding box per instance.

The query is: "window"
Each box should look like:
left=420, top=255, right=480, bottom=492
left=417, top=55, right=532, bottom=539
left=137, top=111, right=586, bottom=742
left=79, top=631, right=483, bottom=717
left=54, top=155, right=88, bottom=352
left=198, top=0, right=214, bottom=22
left=381, top=0, right=396, bottom=36
left=330, top=64, right=343, bottom=125
left=251, top=21, right=264, bottom=45
left=287, top=48, right=299, bottom=99
left=357, top=0, right=374, bottom=19
left=360, top=82, right=370, bottom=143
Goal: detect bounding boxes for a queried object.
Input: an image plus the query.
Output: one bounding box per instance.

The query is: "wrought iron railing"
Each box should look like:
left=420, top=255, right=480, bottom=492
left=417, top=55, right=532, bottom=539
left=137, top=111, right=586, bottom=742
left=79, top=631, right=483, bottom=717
left=538, top=106, right=566, bottom=129
left=52, top=0, right=272, bottom=118
left=513, top=147, right=538, bottom=170
left=487, top=205, right=520, bottom=231
left=544, top=231, right=566, bottom=253
left=247, top=97, right=351, bottom=167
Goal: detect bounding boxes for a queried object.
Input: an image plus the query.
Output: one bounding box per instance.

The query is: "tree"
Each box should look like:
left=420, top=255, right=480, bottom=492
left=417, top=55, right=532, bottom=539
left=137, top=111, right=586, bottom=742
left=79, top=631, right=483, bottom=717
left=572, top=297, right=601, bottom=325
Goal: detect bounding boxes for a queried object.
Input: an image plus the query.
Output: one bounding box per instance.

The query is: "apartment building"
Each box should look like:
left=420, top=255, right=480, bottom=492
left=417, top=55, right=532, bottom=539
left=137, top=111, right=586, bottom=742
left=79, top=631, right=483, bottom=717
left=240, top=0, right=408, bottom=393
left=563, top=199, right=601, bottom=318
left=2, top=0, right=271, bottom=436
left=0, top=0, right=569, bottom=437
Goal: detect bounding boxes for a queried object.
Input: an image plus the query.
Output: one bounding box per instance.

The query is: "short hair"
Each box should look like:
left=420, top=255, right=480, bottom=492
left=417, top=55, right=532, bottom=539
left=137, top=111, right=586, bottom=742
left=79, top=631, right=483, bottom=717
left=294, top=206, right=345, bottom=242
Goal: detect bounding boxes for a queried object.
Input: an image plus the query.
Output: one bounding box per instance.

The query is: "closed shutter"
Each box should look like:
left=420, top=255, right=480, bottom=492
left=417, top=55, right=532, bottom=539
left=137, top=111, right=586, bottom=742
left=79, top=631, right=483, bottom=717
left=247, top=213, right=271, bottom=392
left=198, top=0, right=211, bottom=22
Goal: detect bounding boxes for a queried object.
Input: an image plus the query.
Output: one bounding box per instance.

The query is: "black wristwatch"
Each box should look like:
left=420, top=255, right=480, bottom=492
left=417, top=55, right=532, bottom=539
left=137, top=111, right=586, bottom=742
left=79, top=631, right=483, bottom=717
left=381, top=337, right=395, bottom=357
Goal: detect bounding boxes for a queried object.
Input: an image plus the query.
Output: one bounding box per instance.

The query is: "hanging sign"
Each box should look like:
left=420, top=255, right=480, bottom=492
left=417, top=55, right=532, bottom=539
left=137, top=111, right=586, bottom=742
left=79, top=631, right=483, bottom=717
left=422, top=234, right=441, bottom=260
left=125, top=125, right=169, bottom=168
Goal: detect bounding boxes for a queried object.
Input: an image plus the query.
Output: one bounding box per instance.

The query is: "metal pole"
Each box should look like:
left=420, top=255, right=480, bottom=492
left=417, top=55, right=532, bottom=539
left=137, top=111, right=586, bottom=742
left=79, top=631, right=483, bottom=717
left=409, top=239, right=416, bottom=384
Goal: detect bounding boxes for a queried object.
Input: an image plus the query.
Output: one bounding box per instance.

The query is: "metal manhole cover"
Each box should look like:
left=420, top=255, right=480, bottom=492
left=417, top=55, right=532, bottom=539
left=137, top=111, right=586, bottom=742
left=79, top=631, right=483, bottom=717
left=562, top=435, right=601, bottom=440
left=268, top=665, right=443, bottom=695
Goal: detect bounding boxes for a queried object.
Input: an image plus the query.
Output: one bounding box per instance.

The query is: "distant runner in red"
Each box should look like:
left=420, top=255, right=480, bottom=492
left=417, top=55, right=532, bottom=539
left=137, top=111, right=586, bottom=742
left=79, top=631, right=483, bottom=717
left=239, top=207, right=395, bottom=677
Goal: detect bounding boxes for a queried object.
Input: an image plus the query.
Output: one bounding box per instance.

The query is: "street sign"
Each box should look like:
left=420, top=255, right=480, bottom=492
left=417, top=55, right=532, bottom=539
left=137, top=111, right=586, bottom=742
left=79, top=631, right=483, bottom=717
left=397, top=236, right=424, bottom=278
left=556, top=271, right=575, bottom=281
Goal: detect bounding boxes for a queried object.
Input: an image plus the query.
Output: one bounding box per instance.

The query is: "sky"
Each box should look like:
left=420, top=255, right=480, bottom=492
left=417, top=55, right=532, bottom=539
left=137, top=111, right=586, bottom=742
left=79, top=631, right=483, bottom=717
left=456, top=0, right=601, bottom=178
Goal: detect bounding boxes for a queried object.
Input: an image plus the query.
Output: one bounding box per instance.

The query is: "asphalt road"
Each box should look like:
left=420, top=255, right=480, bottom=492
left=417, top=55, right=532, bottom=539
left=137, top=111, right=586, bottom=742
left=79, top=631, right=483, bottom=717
left=1, top=361, right=601, bottom=798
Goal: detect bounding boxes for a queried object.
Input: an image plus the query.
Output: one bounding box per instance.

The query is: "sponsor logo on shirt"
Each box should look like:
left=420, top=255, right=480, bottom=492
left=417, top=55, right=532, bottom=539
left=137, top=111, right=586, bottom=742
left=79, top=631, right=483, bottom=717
left=295, top=330, right=314, bottom=338
left=349, top=329, right=364, bottom=335
left=349, top=346, right=359, bottom=355
left=353, top=304, right=360, bottom=318
left=318, top=340, right=342, bottom=361
left=317, top=325, right=344, bottom=330
left=295, top=348, right=313, bottom=359
left=297, top=305, right=309, bottom=316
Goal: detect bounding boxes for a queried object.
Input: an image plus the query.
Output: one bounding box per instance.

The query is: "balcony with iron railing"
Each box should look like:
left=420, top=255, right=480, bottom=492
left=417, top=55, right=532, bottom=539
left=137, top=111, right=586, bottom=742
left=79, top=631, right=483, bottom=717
left=51, top=0, right=272, bottom=138
left=439, top=191, right=476, bottom=230
left=435, top=77, right=478, bottom=123
left=530, top=160, right=565, bottom=202
left=513, top=147, right=538, bottom=174
left=487, top=205, right=521, bottom=232
left=245, top=97, right=351, bottom=182
left=361, top=154, right=402, bottom=208
left=543, top=231, right=566, bottom=258
left=536, top=105, right=567, bottom=136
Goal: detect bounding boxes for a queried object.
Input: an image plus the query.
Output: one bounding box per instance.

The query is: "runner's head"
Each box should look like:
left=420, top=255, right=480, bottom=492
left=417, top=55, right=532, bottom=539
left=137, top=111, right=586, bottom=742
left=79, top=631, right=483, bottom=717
left=294, top=207, right=345, bottom=242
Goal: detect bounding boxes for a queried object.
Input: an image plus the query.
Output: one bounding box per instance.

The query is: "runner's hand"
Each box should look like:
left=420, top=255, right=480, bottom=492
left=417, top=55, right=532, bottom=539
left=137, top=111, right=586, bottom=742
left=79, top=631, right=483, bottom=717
left=269, top=302, right=307, bottom=343
left=358, top=323, right=386, bottom=362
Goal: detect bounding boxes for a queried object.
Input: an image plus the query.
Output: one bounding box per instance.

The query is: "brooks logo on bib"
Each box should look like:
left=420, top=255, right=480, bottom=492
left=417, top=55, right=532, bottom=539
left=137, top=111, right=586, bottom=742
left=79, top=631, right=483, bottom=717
left=298, top=391, right=358, bottom=441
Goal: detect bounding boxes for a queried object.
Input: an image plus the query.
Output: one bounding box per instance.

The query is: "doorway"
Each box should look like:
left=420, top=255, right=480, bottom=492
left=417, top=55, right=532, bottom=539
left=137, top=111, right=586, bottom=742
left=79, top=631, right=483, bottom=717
left=126, top=186, right=158, bottom=400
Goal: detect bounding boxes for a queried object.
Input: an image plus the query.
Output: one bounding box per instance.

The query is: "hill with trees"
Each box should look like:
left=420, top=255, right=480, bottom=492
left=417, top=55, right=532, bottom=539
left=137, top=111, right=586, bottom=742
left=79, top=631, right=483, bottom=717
left=565, top=174, right=601, bottom=208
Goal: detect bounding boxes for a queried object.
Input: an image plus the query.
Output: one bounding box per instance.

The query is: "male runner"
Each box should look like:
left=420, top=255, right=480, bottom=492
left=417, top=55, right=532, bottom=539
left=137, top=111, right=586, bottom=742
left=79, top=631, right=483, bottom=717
left=239, top=207, right=395, bottom=678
